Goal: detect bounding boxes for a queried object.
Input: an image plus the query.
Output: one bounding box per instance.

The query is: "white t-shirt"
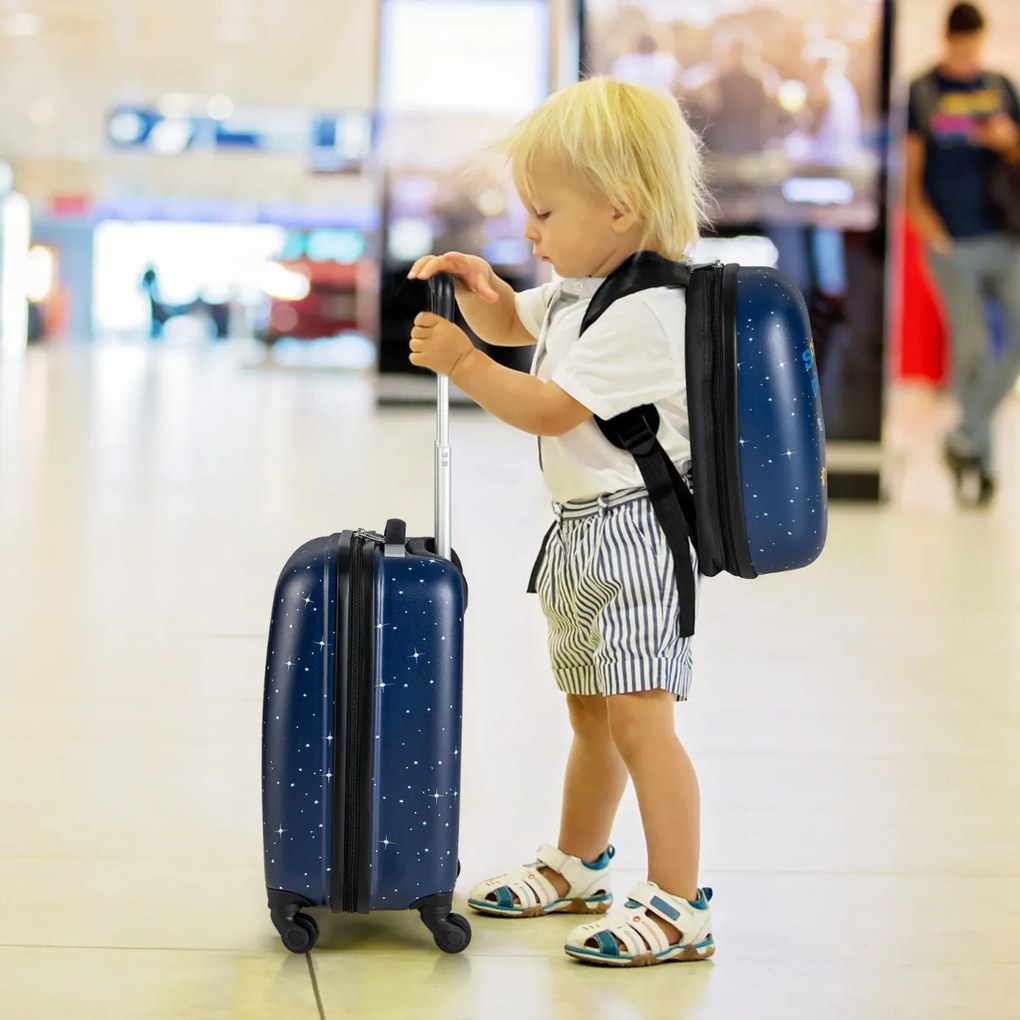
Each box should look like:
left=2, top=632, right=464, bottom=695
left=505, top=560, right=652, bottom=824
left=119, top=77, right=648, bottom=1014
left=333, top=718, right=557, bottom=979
left=516, top=276, right=692, bottom=504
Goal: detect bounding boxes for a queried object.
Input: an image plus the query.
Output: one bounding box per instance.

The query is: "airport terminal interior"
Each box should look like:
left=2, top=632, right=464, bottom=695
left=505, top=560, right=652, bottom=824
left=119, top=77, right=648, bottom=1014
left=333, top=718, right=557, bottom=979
left=1, top=1, right=1019, bottom=1017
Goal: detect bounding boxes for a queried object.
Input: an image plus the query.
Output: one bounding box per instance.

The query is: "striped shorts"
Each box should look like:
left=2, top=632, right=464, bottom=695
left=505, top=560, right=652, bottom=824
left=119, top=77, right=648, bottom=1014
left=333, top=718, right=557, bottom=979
left=532, top=487, right=696, bottom=701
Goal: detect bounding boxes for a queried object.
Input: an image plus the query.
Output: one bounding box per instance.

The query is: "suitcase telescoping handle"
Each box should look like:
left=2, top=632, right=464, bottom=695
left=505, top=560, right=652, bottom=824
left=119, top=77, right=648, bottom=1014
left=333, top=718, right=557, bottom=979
left=429, top=274, right=456, bottom=560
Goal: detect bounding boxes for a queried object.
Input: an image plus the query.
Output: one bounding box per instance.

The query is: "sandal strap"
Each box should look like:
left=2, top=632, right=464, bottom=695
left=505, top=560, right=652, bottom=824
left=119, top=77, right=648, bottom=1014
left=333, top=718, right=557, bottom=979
left=522, top=867, right=559, bottom=906
left=567, top=907, right=670, bottom=956
left=534, top=843, right=571, bottom=876
left=608, top=921, right=647, bottom=956
left=494, top=865, right=560, bottom=909
left=620, top=907, right=672, bottom=954
left=626, top=881, right=689, bottom=929
left=589, top=930, right=623, bottom=958
left=535, top=843, right=614, bottom=900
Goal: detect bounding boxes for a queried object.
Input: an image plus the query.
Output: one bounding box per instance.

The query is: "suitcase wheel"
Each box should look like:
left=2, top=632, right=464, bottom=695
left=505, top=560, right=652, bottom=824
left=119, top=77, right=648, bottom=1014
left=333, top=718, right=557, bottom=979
left=281, top=912, right=320, bottom=954
left=418, top=895, right=472, bottom=954
left=431, top=912, right=472, bottom=955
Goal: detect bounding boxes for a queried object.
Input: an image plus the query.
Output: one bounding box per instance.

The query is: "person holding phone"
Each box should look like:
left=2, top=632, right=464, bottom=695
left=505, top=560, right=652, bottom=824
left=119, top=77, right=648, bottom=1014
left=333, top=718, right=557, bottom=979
left=906, top=2, right=1020, bottom=506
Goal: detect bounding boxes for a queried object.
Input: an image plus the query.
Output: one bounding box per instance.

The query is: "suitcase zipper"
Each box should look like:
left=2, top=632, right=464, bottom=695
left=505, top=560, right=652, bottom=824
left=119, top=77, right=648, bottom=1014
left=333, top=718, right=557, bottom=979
left=337, top=531, right=374, bottom=913
left=345, top=534, right=364, bottom=912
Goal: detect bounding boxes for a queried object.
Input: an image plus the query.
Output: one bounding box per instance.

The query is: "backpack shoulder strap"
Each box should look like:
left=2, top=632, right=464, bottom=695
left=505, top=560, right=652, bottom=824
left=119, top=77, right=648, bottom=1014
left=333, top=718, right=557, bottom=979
left=983, top=71, right=1014, bottom=110
left=983, top=71, right=1007, bottom=92
left=580, top=250, right=690, bottom=334
left=579, top=250, right=698, bottom=636
left=911, top=68, right=942, bottom=139
left=600, top=405, right=700, bottom=637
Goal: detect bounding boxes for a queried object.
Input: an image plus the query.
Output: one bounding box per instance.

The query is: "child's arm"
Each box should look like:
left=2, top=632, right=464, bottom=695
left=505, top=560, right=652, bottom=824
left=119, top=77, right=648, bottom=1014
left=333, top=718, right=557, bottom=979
left=409, top=315, right=590, bottom=437
left=408, top=252, right=536, bottom=347
left=453, top=349, right=590, bottom=436
left=456, top=271, right=537, bottom=348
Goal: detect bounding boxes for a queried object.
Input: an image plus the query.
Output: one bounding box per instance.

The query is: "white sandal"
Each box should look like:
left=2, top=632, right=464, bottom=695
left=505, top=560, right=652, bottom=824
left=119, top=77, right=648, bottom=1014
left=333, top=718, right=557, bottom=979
left=564, top=881, right=715, bottom=966
left=468, top=844, right=615, bottom=918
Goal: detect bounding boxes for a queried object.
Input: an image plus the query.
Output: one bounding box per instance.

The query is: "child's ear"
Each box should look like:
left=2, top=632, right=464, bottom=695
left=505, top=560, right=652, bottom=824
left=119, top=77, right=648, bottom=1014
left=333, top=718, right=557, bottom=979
left=610, top=188, right=640, bottom=234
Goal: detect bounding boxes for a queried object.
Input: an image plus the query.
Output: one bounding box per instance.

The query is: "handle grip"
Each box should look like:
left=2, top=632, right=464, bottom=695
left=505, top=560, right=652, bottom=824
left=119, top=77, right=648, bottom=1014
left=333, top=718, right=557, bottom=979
left=384, top=518, right=407, bottom=558
left=428, top=273, right=456, bottom=322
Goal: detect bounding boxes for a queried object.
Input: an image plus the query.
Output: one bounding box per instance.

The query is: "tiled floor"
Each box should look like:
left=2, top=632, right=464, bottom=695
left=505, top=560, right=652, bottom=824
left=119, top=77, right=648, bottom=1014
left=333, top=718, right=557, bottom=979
left=1, top=341, right=1018, bottom=1019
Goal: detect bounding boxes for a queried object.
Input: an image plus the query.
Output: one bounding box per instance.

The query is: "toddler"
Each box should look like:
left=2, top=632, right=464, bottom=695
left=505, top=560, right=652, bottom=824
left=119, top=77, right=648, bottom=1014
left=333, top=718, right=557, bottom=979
left=407, top=76, right=713, bottom=968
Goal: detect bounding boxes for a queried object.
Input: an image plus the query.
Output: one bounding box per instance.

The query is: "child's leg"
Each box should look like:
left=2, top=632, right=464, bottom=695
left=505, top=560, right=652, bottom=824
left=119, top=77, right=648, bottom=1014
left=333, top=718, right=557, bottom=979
left=556, top=501, right=711, bottom=963
left=606, top=690, right=700, bottom=937
left=540, top=694, right=630, bottom=896
left=468, top=693, right=628, bottom=914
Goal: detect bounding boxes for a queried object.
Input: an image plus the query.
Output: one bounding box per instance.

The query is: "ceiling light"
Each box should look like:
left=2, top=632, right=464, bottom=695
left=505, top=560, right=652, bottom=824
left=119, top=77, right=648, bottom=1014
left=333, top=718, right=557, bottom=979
left=150, top=119, right=194, bottom=155
left=108, top=110, right=147, bottom=145
left=260, top=263, right=311, bottom=302
left=159, top=93, right=196, bottom=119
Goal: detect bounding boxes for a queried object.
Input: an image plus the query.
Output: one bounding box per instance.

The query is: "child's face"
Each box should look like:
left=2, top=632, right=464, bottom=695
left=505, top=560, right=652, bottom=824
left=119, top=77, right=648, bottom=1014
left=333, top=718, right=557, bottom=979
left=517, top=160, right=640, bottom=278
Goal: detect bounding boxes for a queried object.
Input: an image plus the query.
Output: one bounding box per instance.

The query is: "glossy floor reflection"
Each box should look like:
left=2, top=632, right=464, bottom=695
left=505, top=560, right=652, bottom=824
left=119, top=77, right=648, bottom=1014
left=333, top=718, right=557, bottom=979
left=1, top=344, right=1018, bottom=1018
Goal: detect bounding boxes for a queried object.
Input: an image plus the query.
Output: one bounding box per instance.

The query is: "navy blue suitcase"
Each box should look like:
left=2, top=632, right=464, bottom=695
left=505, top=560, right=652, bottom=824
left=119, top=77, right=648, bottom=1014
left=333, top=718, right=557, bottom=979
left=262, top=277, right=471, bottom=955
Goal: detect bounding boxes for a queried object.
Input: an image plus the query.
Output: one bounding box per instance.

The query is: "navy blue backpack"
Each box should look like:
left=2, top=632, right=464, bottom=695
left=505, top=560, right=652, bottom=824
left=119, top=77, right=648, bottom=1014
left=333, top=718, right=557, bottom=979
left=536, top=250, right=828, bottom=637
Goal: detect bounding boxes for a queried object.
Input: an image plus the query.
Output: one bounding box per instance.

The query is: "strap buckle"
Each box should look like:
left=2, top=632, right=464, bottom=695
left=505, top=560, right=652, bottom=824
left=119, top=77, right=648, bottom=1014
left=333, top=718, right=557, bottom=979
left=598, top=405, right=661, bottom=458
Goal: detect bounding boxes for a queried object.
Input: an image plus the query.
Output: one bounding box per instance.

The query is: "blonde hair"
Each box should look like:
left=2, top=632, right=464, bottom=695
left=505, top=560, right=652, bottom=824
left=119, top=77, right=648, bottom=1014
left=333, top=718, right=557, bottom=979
left=501, top=77, right=707, bottom=260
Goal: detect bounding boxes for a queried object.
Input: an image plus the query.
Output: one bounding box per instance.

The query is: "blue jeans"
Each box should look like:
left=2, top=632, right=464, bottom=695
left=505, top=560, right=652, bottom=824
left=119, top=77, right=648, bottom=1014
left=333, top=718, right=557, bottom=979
left=927, top=234, right=1020, bottom=471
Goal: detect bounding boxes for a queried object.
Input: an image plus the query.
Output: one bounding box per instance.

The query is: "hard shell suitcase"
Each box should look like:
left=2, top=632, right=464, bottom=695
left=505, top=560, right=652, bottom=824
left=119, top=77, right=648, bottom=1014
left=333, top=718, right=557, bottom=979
left=261, top=276, right=471, bottom=955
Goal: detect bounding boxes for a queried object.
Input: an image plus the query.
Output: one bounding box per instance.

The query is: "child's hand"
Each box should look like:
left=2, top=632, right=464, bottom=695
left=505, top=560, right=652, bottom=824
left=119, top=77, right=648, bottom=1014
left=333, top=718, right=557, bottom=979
left=407, top=252, right=499, bottom=303
left=409, top=313, right=476, bottom=378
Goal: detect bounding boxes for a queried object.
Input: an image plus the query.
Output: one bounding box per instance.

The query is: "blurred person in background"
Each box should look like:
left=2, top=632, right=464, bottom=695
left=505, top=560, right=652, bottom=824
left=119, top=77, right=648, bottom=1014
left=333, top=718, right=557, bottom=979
left=706, top=37, right=778, bottom=156
left=799, top=40, right=864, bottom=165
left=140, top=265, right=168, bottom=339
left=611, top=31, right=684, bottom=97
left=907, top=2, right=1020, bottom=506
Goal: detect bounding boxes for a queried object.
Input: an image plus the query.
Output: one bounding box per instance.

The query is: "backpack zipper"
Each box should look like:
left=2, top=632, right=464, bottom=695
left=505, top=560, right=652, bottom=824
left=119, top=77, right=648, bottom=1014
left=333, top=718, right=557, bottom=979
left=707, top=262, right=738, bottom=573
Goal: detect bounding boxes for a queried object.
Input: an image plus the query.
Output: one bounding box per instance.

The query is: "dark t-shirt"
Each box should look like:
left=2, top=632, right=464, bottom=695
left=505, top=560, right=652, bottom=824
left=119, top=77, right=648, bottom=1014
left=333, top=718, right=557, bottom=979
left=908, top=69, right=1020, bottom=238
